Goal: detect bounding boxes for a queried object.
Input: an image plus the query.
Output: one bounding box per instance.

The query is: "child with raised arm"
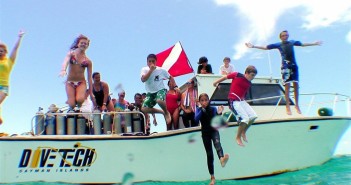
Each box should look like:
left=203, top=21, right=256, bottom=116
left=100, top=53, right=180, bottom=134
left=213, top=65, right=258, bottom=147
left=195, top=93, right=229, bottom=185
left=0, top=30, right=25, bottom=124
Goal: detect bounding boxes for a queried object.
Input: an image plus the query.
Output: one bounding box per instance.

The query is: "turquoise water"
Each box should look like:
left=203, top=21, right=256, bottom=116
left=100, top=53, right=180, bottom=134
left=4, top=156, right=350, bottom=185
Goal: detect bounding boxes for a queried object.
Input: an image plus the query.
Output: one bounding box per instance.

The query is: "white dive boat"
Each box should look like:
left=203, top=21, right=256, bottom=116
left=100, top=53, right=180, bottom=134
left=0, top=74, right=350, bottom=184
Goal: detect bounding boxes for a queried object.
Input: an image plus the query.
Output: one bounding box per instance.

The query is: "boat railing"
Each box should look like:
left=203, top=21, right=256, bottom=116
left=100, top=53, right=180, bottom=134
left=31, top=110, right=147, bottom=136
left=246, top=92, right=351, bottom=119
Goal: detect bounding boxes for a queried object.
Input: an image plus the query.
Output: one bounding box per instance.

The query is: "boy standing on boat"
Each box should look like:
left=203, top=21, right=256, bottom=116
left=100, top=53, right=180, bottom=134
left=140, top=54, right=174, bottom=126
left=213, top=65, right=258, bottom=146
left=245, top=30, right=322, bottom=115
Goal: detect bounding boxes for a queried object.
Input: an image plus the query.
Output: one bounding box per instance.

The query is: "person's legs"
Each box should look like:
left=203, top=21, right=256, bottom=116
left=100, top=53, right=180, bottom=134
left=0, top=92, right=7, bottom=124
left=172, top=108, right=180, bottom=130
left=182, top=112, right=191, bottom=128
left=210, top=175, right=215, bottom=185
left=75, top=83, right=87, bottom=109
left=284, top=84, right=292, bottom=115
left=65, top=82, right=77, bottom=110
left=202, top=134, right=215, bottom=181
left=212, top=131, right=229, bottom=167
left=155, top=89, right=171, bottom=125
left=236, top=122, right=247, bottom=146
left=241, top=102, right=257, bottom=142
left=232, top=101, right=249, bottom=146
left=293, top=82, right=301, bottom=114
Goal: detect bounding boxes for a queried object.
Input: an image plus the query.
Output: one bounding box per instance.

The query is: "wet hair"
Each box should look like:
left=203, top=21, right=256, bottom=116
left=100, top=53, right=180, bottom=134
left=92, top=72, right=100, bottom=78
left=147, top=54, right=157, bottom=61
left=279, top=30, right=288, bottom=39
left=198, top=93, right=209, bottom=102
left=0, top=43, right=8, bottom=54
left=198, top=93, right=211, bottom=113
left=198, top=56, right=208, bottom=64
left=223, top=57, right=230, bottom=62
left=134, top=93, right=142, bottom=99
left=70, top=34, right=90, bottom=50
left=245, top=65, right=257, bottom=74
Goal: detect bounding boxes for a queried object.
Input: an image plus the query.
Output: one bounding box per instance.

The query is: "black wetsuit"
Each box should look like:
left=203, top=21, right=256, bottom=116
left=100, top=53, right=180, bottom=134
left=195, top=106, right=224, bottom=175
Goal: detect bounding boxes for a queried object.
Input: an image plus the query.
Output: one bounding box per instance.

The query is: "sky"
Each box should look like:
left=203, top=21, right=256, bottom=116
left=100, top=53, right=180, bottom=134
left=0, top=0, right=350, bottom=144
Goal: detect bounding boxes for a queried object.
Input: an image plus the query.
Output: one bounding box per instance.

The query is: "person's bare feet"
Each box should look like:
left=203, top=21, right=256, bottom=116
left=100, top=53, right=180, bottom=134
left=236, top=137, right=245, bottom=147
left=220, top=154, right=229, bottom=167
left=242, top=133, right=248, bottom=143
left=209, top=176, right=215, bottom=185
left=295, top=106, right=301, bottom=114
left=286, top=106, right=292, bottom=115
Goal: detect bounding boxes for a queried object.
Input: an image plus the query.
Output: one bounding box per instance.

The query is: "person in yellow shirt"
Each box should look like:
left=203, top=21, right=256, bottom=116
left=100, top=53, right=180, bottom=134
left=0, top=30, right=25, bottom=124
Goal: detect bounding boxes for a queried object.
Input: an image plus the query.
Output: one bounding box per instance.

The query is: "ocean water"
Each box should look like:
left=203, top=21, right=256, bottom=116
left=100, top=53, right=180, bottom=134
left=4, top=156, right=350, bottom=185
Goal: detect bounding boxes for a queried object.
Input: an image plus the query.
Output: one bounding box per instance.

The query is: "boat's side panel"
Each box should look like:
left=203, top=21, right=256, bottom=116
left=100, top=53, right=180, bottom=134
left=0, top=118, right=349, bottom=183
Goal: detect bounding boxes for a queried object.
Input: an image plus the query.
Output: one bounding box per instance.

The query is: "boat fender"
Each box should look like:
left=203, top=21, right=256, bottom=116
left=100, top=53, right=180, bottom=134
left=318, top=107, right=333, bottom=116
left=222, top=111, right=237, bottom=122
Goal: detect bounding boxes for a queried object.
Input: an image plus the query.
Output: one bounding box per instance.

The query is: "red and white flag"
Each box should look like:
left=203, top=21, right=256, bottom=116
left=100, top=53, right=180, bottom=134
left=156, top=42, right=194, bottom=77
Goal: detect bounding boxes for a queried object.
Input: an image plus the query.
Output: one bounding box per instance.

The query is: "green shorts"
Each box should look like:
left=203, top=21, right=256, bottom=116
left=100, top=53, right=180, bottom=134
left=142, top=89, right=167, bottom=108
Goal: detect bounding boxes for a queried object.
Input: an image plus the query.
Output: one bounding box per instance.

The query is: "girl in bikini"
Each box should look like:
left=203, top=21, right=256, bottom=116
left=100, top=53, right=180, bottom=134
left=59, top=34, right=93, bottom=112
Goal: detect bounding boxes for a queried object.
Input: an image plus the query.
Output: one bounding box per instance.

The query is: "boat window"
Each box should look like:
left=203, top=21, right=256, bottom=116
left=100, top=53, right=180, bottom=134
left=210, top=83, right=293, bottom=106
left=247, top=84, right=292, bottom=105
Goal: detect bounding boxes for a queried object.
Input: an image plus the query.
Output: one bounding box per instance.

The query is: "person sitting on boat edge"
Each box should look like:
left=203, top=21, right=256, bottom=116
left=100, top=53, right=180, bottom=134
left=213, top=65, right=258, bottom=147
left=92, top=72, right=114, bottom=112
left=245, top=30, right=322, bottom=115
left=197, top=56, right=213, bottom=74
left=0, top=30, right=25, bottom=125
left=140, top=53, right=174, bottom=127
left=195, top=93, right=229, bottom=185
left=59, top=34, right=93, bottom=113
left=219, top=57, right=235, bottom=75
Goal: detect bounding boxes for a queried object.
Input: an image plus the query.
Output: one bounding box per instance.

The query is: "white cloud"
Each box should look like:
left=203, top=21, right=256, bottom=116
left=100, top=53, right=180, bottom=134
left=214, top=0, right=351, bottom=59
left=347, top=31, right=351, bottom=44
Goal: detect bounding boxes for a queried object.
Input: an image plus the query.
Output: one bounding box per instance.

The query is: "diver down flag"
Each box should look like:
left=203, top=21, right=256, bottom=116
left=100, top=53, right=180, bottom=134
left=156, top=42, right=194, bottom=77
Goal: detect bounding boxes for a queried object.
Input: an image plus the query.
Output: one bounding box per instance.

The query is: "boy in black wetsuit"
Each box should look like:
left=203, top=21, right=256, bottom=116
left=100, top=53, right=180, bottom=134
left=195, top=93, right=229, bottom=185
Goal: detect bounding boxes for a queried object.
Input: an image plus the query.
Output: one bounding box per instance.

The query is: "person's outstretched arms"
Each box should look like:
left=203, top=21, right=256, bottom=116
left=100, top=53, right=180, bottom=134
left=213, top=76, right=228, bottom=87
left=9, top=30, right=25, bottom=62
left=245, top=42, right=268, bottom=50
left=302, top=41, right=323, bottom=47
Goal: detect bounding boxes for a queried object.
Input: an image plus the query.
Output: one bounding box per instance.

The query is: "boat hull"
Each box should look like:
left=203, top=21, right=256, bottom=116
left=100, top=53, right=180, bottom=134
left=0, top=117, right=350, bottom=183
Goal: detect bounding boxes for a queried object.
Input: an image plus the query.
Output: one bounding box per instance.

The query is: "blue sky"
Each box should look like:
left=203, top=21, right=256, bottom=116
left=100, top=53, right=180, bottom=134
left=0, top=0, right=350, bottom=135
